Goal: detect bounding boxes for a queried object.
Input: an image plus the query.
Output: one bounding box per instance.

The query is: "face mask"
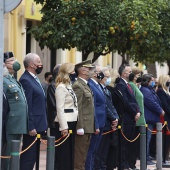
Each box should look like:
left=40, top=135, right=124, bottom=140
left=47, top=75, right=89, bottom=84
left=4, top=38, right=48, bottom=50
left=96, top=72, right=104, bottom=80
left=150, top=81, right=155, bottom=87
left=69, top=73, right=77, bottom=82
left=136, top=77, right=142, bottom=83
left=166, top=82, right=170, bottom=87
left=49, top=77, right=53, bottom=83
left=13, top=61, right=21, bottom=72
left=3, top=65, right=9, bottom=76
left=35, top=65, right=43, bottom=74
left=104, top=78, right=111, bottom=86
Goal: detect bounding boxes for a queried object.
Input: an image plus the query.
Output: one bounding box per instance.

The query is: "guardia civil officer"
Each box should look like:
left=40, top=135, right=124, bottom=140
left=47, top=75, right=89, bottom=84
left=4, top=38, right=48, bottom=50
left=2, top=52, right=28, bottom=170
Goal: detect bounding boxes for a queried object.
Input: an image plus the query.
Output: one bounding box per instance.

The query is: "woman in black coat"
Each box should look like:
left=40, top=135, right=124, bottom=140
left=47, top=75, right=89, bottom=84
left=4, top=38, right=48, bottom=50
left=157, top=74, right=170, bottom=161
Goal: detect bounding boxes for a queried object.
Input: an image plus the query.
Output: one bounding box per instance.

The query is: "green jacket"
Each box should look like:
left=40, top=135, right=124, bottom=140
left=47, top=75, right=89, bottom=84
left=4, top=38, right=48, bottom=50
left=3, top=74, right=28, bottom=134
left=129, top=81, right=146, bottom=126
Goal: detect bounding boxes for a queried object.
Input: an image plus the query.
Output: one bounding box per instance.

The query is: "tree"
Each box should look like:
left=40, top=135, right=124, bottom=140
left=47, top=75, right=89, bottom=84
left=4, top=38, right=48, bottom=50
left=32, top=0, right=170, bottom=65
left=32, top=0, right=121, bottom=62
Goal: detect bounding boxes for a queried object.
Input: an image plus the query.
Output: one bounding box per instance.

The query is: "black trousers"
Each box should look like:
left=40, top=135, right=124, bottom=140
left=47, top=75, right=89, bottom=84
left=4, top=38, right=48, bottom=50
left=55, top=122, right=76, bottom=170
left=121, top=124, right=136, bottom=169
left=94, top=131, right=111, bottom=170
left=20, top=134, right=39, bottom=170
left=127, top=126, right=140, bottom=169
left=106, top=131, right=118, bottom=170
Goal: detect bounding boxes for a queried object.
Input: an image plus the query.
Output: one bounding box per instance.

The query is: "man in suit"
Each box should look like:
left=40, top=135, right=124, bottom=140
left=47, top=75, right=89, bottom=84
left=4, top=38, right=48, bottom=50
left=85, top=64, right=106, bottom=170
left=2, top=52, right=28, bottom=170
left=72, top=60, right=95, bottom=170
left=94, top=67, right=119, bottom=170
left=19, top=53, right=47, bottom=170
left=117, top=64, right=140, bottom=170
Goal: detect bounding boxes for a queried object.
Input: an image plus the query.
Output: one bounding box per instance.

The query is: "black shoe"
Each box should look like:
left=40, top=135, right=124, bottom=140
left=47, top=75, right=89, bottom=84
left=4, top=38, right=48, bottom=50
left=147, top=160, right=156, bottom=165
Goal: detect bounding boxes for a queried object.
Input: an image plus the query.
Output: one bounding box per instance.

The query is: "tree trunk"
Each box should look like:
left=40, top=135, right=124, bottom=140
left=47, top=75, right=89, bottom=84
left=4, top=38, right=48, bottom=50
left=92, top=52, right=100, bottom=63
left=121, top=53, right=129, bottom=65
left=147, top=63, right=157, bottom=78
left=82, top=50, right=90, bottom=61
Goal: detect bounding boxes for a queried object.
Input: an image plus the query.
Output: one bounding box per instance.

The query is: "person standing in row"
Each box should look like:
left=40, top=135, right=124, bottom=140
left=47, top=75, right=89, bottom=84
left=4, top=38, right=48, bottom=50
left=19, top=53, right=47, bottom=170
left=140, top=74, right=164, bottom=165
left=54, top=63, right=78, bottom=170
left=41, top=72, right=52, bottom=95
left=95, top=67, right=119, bottom=170
left=72, top=60, right=95, bottom=170
left=128, top=67, right=146, bottom=169
left=2, top=52, right=28, bottom=170
left=47, top=64, right=61, bottom=170
left=156, top=75, right=170, bottom=161
left=85, top=64, right=106, bottom=170
left=117, top=64, right=141, bottom=170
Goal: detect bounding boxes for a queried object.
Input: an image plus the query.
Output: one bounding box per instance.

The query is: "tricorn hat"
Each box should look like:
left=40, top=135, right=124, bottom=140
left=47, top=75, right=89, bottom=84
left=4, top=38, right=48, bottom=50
left=75, top=59, right=94, bottom=69
left=4, top=52, right=14, bottom=62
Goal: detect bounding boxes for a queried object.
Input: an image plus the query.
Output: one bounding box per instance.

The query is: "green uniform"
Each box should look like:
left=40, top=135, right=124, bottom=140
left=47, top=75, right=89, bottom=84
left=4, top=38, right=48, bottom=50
left=2, top=74, right=28, bottom=170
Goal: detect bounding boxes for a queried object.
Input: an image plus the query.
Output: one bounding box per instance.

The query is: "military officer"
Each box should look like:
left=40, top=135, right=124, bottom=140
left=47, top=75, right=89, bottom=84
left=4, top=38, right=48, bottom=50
left=2, top=52, right=28, bottom=170
left=72, top=60, right=95, bottom=170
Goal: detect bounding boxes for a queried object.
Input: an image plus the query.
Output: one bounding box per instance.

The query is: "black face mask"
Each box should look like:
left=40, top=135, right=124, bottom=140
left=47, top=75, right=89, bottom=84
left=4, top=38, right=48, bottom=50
left=166, top=82, right=170, bottom=87
left=49, top=77, right=53, bottom=83
left=136, top=77, right=142, bottom=83
left=35, top=65, right=43, bottom=74
left=96, top=72, right=104, bottom=80
left=69, top=73, right=77, bottom=82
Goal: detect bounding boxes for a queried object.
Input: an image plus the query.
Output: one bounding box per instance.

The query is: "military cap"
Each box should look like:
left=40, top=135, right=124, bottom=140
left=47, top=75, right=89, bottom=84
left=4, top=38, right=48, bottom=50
left=75, top=59, right=94, bottom=69
left=4, top=52, right=14, bottom=62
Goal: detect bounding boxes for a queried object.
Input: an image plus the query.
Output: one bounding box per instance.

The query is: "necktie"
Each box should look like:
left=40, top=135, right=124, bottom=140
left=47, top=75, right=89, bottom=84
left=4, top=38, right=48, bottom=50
left=127, top=83, right=133, bottom=94
left=97, top=84, right=104, bottom=94
left=35, top=77, right=45, bottom=96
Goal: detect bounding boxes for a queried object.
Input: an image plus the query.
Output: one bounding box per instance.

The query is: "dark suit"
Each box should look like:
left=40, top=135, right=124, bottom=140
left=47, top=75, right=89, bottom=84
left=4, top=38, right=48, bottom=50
left=19, top=70, right=47, bottom=170
left=94, top=85, right=119, bottom=170
left=85, top=79, right=106, bottom=170
left=115, top=78, right=139, bottom=169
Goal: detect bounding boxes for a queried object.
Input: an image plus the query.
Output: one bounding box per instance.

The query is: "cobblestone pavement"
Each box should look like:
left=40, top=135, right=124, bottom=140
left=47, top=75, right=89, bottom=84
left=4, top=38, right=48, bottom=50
left=34, top=141, right=169, bottom=170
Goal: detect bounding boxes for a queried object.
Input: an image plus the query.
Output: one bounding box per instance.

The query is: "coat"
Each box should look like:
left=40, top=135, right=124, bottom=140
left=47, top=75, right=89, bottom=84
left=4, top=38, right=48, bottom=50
left=129, top=81, right=146, bottom=126
left=72, top=78, right=95, bottom=133
left=3, top=74, right=28, bottom=134
left=19, top=70, right=47, bottom=132
left=88, top=78, right=106, bottom=129
left=116, top=78, right=140, bottom=125
left=140, top=86, right=162, bottom=124
left=55, top=83, right=78, bottom=131
left=156, top=87, right=170, bottom=128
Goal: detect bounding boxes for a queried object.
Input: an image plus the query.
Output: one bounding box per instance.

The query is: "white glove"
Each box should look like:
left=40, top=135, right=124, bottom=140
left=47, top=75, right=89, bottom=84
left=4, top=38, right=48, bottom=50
left=77, top=128, right=84, bottom=135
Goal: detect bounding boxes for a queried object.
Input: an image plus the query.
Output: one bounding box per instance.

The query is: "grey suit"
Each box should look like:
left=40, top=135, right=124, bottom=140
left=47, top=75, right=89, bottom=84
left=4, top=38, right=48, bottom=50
left=72, top=78, right=95, bottom=170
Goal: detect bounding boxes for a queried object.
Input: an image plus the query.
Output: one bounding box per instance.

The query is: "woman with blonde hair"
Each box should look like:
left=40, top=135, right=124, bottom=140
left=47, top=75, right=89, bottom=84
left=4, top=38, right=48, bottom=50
left=157, top=74, right=170, bottom=161
left=55, top=63, right=78, bottom=170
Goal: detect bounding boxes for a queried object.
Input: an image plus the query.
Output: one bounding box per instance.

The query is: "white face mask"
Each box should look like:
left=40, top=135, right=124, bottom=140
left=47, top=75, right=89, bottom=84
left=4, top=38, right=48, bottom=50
left=3, top=66, right=9, bottom=76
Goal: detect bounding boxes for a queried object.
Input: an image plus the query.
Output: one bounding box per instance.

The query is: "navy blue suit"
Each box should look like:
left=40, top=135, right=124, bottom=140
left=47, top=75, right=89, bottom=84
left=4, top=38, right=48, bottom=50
left=117, top=78, right=140, bottom=169
left=19, top=70, right=47, bottom=170
left=85, top=78, right=106, bottom=170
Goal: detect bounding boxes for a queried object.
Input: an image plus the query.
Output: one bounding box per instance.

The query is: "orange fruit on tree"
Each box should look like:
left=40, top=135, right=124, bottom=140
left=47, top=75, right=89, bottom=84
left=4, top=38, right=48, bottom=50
left=71, top=17, right=76, bottom=22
